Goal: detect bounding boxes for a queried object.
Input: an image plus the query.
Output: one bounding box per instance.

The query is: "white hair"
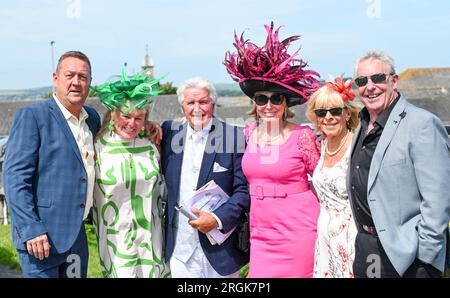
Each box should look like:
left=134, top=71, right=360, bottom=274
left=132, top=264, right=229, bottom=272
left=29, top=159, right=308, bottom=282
left=354, top=51, right=396, bottom=76
left=176, top=76, right=218, bottom=105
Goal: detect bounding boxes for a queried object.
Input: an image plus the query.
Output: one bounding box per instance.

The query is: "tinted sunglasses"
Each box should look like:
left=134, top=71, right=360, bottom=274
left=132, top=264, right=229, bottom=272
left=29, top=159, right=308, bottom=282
left=253, top=93, right=284, bottom=106
left=314, top=107, right=344, bottom=118
left=354, top=73, right=393, bottom=87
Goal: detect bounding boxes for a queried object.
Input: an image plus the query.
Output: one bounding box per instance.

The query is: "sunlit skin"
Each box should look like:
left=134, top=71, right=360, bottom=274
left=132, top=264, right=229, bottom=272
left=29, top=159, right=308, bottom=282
left=181, top=87, right=214, bottom=131
left=111, top=108, right=147, bottom=140
left=254, top=91, right=286, bottom=124
left=315, top=104, right=351, bottom=162
left=356, top=59, right=399, bottom=124
left=253, top=91, right=296, bottom=144
left=53, top=57, right=91, bottom=118
left=316, top=105, right=350, bottom=139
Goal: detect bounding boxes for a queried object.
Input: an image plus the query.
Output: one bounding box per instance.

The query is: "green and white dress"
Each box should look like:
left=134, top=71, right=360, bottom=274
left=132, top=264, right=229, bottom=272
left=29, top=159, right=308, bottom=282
left=93, top=133, right=170, bottom=278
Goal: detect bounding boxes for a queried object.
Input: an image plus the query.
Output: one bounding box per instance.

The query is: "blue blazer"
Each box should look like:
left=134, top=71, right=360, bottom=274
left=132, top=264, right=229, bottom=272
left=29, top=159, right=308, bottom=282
left=3, top=98, right=100, bottom=253
left=161, top=117, right=250, bottom=276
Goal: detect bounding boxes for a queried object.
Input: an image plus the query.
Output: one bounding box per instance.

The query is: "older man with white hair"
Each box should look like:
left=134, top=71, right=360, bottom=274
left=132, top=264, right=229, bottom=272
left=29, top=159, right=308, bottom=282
left=161, top=77, right=249, bottom=278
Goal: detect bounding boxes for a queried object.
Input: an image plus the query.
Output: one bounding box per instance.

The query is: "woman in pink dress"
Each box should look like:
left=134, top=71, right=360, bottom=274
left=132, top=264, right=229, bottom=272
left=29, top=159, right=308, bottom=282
left=224, top=22, right=321, bottom=277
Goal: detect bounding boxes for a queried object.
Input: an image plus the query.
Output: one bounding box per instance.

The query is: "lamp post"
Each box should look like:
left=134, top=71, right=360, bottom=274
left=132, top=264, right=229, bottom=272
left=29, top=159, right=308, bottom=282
left=50, top=40, right=55, bottom=92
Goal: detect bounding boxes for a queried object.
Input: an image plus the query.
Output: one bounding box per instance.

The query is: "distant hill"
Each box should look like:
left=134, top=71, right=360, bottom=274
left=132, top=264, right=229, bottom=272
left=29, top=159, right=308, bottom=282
left=214, top=83, right=245, bottom=97
left=0, top=86, right=51, bottom=101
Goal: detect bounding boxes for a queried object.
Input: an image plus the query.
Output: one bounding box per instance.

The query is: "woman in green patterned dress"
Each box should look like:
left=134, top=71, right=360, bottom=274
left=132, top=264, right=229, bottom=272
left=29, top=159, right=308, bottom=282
left=92, top=64, right=170, bottom=277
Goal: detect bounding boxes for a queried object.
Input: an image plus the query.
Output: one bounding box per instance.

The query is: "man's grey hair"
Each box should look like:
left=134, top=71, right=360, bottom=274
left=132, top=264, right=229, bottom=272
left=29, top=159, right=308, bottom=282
left=354, top=51, right=396, bottom=76
left=176, top=76, right=218, bottom=105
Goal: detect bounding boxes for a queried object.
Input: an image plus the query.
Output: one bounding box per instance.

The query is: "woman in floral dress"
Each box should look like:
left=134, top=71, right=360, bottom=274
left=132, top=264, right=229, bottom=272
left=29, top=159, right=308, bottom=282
left=306, top=77, right=360, bottom=277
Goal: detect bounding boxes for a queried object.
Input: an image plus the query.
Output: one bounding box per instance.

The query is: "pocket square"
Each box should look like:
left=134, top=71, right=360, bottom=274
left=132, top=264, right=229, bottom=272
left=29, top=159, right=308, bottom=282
left=213, top=162, right=229, bottom=173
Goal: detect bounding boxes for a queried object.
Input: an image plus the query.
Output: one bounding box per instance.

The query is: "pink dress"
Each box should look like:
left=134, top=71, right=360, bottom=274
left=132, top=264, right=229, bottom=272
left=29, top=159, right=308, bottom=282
left=242, top=122, right=320, bottom=277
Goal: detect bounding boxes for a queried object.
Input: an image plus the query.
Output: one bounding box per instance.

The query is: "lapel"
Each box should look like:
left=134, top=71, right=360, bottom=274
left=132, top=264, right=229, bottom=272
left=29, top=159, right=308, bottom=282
left=196, top=118, right=222, bottom=189
left=48, top=98, right=83, bottom=165
left=171, top=121, right=187, bottom=200
left=367, top=96, right=408, bottom=192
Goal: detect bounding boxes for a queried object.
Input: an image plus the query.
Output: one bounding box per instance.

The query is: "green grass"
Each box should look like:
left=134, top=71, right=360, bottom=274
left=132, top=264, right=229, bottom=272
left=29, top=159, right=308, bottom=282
left=85, top=223, right=102, bottom=278
left=2, top=224, right=449, bottom=278
left=0, top=224, right=20, bottom=270
left=0, top=223, right=102, bottom=277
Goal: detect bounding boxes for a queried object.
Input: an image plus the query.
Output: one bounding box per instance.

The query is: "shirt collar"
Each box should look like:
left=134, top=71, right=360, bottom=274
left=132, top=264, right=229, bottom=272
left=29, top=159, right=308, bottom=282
left=186, top=118, right=213, bottom=141
left=359, top=92, right=401, bottom=128
left=53, top=94, right=88, bottom=122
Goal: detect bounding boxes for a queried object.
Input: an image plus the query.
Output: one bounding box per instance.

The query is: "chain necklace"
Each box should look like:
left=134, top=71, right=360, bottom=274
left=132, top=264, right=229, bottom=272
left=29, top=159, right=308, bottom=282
left=326, top=131, right=349, bottom=156
left=259, top=132, right=283, bottom=144
left=258, top=122, right=287, bottom=144
left=120, top=137, right=136, bottom=168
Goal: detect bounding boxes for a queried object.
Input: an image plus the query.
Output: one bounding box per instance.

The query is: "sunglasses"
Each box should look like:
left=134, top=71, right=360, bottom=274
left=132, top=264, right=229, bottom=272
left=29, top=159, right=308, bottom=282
left=314, top=107, right=344, bottom=118
left=253, top=94, right=284, bottom=106
left=354, top=73, right=393, bottom=87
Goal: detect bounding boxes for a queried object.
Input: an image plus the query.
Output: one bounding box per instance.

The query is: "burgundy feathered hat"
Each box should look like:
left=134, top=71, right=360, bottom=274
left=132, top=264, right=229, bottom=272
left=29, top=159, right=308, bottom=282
left=224, top=22, right=320, bottom=107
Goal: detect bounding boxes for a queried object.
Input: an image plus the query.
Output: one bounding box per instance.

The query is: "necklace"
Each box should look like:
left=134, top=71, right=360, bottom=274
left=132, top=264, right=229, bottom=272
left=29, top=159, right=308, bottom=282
left=259, top=132, right=283, bottom=144
left=326, top=131, right=349, bottom=156
left=120, top=137, right=136, bottom=168
left=258, top=123, right=287, bottom=144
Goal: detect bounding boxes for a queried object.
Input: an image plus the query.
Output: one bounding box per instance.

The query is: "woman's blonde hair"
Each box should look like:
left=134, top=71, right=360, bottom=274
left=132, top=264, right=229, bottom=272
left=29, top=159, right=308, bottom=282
left=306, top=85, right=360, bottom=133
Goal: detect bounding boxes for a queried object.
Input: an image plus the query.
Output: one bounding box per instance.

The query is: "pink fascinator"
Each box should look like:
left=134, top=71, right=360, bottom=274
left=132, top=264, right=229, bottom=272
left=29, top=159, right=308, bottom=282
left=224, top=21, right=320, bottom=107
left=325, top=77, right=355, bottom=102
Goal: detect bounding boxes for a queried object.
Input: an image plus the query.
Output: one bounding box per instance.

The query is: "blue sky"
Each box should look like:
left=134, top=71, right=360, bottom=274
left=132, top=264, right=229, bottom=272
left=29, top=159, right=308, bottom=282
left=1, top=0, right=449, bottom=89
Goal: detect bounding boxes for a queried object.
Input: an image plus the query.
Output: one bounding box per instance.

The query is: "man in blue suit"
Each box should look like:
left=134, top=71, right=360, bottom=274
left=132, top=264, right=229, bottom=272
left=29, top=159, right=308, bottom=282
left=348, top=51, right=450, bottom=278
left=3, top=51, right=100, bottom=277
left=161, top=77, right=249, bottom=277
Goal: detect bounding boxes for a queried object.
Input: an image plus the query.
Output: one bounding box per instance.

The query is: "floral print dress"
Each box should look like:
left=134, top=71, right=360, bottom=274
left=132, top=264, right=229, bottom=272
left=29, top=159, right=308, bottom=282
left=312, top=141, right=357, bottom=278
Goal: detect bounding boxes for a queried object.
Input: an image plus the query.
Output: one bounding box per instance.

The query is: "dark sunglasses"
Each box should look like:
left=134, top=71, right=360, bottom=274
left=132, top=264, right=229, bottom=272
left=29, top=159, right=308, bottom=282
left=253, top=94, right=284, bottom=106
left=354, top=73, right=394, bottom=87
left=314, top=107, right=344, bottom=118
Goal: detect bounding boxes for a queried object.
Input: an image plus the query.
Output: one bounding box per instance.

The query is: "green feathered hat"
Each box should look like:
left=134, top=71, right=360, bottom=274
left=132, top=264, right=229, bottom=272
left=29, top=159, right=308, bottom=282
left=92, top=63, right=164, bottom=114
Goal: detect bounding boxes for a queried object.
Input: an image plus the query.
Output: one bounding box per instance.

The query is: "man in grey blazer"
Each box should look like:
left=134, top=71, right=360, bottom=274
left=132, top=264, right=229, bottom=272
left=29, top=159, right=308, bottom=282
left=348, top=51, right=450, bottom=278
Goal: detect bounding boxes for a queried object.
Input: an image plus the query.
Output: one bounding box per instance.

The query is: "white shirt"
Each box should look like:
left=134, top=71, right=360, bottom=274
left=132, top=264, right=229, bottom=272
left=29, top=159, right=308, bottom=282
left=54, top=95, right=95, bottom=220
left=173, top=119, right=223, bottom=266
left=179, top=120, right=223, bottom=228
left=179, top=120, right=211, bottom=204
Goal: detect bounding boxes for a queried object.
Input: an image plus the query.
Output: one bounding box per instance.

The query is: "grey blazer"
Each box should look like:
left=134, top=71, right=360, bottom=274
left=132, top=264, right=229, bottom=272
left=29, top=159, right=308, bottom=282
left=347, top=95, right=450, bottom=275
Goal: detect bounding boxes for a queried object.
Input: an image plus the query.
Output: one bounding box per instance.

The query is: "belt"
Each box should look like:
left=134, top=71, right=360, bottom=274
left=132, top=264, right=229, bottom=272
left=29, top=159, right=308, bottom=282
left=362, top=225, right=378, bottom=236
left=249, top=183, right=309, bottom=200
